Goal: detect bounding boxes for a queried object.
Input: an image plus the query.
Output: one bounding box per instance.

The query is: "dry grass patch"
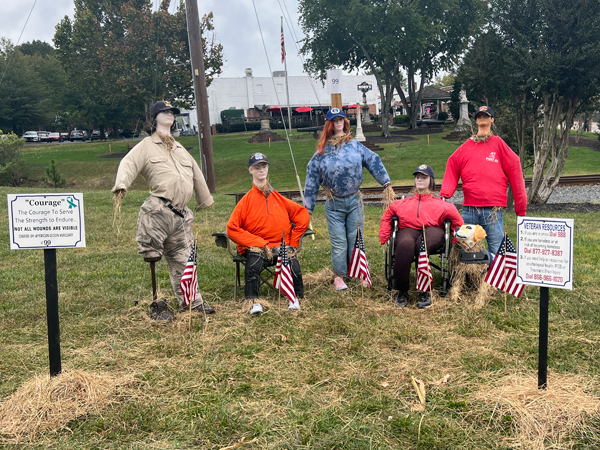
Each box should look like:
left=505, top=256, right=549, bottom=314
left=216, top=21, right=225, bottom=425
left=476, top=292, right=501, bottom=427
left=473, top=373, right=600, bottom=449
left=0, top=369, right=132, bottom=443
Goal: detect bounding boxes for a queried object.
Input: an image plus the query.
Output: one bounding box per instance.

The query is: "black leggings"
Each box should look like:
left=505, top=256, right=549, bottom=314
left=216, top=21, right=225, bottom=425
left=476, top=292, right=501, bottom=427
left=393, top=227, right=444, bottom=292
left=244, top=251, right=304, bottom=300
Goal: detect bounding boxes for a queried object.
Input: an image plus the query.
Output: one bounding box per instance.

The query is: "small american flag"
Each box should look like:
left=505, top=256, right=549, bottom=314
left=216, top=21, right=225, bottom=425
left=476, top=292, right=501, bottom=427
left=348, top=228, right=372, bottom=287
left=180, top=243, right=197, bottom=307
left=485, top=235, right=524, bottom=298
left=281, top=20, right=286, bottom=63
left=416, top=237, right=433, bottom=292
left=273, top=237, right=297, bottom=305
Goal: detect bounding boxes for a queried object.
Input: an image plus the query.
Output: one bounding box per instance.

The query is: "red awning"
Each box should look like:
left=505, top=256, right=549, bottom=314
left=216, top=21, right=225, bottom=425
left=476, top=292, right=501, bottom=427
left=347, top=104, right=358, bottom=109
left=295, top=106, right=313, bottom=112
left=267, top=106, right=282, bottom=111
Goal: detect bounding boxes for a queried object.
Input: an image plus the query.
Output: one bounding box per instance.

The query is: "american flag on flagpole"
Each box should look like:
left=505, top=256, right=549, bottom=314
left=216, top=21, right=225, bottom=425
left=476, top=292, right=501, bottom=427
left=273, top=237, right=297, bottom=306
left=485, top=235, right=524, bottom=297
left=348, top=228, right=372, bottom=287
left=180, top=243, right=197, bottom=307
left=281, top=19, right=286, bottom=63
left=416, top=238, right=433, bottom=292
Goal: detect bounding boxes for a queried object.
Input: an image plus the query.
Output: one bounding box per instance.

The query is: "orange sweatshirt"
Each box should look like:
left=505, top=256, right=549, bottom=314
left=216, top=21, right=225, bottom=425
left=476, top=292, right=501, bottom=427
left=227, top=184, right=310, bottom=255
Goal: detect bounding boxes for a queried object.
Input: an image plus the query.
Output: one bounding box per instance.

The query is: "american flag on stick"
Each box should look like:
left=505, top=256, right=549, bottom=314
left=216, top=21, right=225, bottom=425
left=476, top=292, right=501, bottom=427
left=416, top=237, right=433, bottom=292
left=281, top=19, right=286, bottom=63
left=485, top=235, right=524, bottom=298
left=349, top=228, right=372, bottom=287
left=273, top=236, right=298, bottom=306
left=180, top=243, right=197, bottom=307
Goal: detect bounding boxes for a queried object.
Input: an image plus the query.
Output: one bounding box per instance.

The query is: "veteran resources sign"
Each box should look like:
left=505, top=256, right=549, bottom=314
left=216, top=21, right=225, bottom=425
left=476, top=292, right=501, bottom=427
left=7, top=193, right=86, bottom=250
left=516, top=216, right=573, bottom=290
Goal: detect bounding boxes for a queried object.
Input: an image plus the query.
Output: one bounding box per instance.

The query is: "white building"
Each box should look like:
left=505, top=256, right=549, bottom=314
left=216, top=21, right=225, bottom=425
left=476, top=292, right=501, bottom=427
left=198, top=68, right=379, bottom=125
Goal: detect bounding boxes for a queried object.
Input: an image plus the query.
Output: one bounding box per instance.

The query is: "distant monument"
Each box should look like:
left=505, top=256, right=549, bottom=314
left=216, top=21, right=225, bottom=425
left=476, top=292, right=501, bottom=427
left=248, top=105, right=285, bottom=144
left=456, top=90, right=471, bottom=128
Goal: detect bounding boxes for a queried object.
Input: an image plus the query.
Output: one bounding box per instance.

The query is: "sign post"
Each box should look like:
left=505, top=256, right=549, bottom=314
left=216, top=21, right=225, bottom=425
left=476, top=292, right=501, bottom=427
left=327, top=69, right=343, bottom=109
left=7, top=193, right=86, bottom=377
left=516, top=217, right=574, bottom=389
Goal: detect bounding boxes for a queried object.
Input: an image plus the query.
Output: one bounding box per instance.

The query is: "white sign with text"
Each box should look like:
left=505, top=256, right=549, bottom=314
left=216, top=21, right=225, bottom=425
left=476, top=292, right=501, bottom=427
left=516, top=216, right=573, bottom=290
left=327, top=69, right=344, bottom=94
left=7, top=193, right=86, bottom=250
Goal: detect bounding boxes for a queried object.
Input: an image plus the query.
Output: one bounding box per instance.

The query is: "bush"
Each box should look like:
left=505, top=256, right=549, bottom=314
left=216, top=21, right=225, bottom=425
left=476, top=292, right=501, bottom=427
left=393, top=115, right=410, bottom=125
left=0, top=130, right=25, bottom=186
left=438, top=112, right=448, bottom=121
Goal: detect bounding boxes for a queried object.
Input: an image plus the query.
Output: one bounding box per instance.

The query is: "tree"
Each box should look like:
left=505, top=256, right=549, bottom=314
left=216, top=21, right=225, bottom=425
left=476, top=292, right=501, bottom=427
left=53, top=0, right=223, bottom=134
left=299, top=0, right=486, bottom=136
left=0, top=39, right=68, bottom=134
left=458, top=0, right=600, bottom=204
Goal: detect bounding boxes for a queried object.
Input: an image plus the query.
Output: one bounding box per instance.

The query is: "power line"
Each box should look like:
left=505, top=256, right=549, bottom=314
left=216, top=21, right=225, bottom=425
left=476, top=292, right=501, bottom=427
left=0, top=0, right=38, bottom=87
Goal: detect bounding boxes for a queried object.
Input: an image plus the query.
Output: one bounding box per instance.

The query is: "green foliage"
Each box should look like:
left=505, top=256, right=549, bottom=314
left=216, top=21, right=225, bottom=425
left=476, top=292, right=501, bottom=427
left=393, top=115, right=409, bottom=125
left=52, top=1, right=224, bottom=132
left=42, top=159, right=66, bottom=188
left=0, top=129, right=25, bottom=186
left=0, top=38, right=68, bottom=134
left=437, top=112, right=448, bottom=121
left=299, top=0, right=486, bottom=134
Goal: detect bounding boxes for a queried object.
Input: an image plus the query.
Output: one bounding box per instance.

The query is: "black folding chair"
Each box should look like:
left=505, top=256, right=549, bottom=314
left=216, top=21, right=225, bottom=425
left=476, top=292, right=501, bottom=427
left=212, top=227, right=315, bottom=301
left=384, top=217, right=452, bottom=296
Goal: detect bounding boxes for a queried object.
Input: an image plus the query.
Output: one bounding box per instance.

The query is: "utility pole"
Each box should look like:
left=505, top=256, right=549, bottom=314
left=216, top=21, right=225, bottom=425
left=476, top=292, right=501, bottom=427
left=185, top=0, right=216, bottom=193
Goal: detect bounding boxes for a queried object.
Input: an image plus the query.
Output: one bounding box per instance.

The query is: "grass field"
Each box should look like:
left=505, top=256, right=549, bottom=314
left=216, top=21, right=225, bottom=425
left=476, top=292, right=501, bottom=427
left=1, top=130, right=599, bottom=448
left=18, top=127, right=600, bottom=193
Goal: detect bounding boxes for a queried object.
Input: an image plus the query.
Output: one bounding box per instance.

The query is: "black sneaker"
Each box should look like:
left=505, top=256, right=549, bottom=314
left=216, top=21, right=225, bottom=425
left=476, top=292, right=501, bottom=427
left=150, top=300, right=174, bottom=322
left=394, top=291, right=408, bottom=308
left=417, top=292, right=432, bottom=309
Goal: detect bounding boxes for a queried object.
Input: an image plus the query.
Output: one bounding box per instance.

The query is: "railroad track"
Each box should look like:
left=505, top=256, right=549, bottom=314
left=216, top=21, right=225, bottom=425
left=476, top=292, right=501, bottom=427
left=227, top=174, right=600, bottom=204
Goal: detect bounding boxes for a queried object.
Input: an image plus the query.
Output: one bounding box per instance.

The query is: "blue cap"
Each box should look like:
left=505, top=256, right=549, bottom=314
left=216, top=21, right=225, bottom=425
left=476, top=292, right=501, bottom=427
left=248, top=152, right=269, bottom=167
left=475, top=105, right=494, bottom=118
left=326, top=108, right=346, bottom=121
left=413, top=164, right=435, bottom=178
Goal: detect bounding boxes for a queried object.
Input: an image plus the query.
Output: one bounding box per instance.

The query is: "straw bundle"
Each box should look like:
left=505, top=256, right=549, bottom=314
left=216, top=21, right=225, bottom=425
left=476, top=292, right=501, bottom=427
left=0, top=369, right=127, bottom=443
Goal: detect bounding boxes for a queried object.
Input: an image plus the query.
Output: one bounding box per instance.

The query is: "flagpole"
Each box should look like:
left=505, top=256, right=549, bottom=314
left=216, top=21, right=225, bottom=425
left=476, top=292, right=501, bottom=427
left=282, top=17, right=293, bottom=136
left=503, top=232, right=508, bottom=313
left=358, top=220, right=364, bottom=302
left=422, top=226, right=434, bottom=312
left=189, top=240, right=196, bottom=331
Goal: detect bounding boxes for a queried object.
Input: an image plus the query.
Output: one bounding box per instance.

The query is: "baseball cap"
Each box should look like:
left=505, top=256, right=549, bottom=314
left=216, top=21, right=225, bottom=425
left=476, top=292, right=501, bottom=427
left=150, top=100, right=180, bottom=118
left=326, top=108, right=346, bottom=121
left=248, top=152, right=269, bottom=167
left=412, top=164, right=435, bottom=178
left=475, top=105, right=494, bottom=118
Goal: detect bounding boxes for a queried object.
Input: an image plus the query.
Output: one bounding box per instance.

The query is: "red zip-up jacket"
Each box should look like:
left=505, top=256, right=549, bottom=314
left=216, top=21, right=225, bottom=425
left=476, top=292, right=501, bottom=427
left=227, top=184, right=310, bottom=255
left=379, top=193, right=463, bottom=244
left=440, top=135, right=527, bottom=216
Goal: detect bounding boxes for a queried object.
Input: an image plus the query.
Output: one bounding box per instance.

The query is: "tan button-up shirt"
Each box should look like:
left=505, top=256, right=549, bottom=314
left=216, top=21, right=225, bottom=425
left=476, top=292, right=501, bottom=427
left=112, top=133, right=214, bottom=210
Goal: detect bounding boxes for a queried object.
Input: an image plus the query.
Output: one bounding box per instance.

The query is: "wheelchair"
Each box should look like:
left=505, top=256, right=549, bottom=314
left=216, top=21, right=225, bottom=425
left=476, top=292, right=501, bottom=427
left=384, top=217, right=452, bottom=296
left=212, top=227, right=315, bottom=302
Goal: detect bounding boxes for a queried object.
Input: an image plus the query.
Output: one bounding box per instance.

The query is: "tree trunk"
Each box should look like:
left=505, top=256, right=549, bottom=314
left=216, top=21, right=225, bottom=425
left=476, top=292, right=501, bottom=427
left=528, top=94, right=578, bottom=204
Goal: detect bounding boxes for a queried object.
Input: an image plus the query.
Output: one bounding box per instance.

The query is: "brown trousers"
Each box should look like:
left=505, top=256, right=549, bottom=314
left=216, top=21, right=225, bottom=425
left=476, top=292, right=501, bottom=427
left=393, top=227, right=444, bottom=292
left=136, top=196, right=199, bottom=307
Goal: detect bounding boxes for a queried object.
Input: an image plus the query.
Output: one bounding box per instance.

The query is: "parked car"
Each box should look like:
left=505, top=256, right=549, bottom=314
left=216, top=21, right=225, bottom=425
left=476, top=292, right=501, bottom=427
left=47, top=132, right=62, bottom=143
left=91, top=130, right=102, bottom=140
left=70, top=130, right=88, bottom=142
left=60, top=132, right=69, bottom=141
left=37, top=131, right=49, bottom=142
left=23, top=131, right=38, bottom=142
left=180, top=128, right=196, bottom=136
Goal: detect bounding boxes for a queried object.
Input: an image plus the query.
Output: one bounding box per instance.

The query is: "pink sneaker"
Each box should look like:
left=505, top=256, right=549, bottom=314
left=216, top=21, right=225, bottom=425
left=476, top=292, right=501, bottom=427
left=334, top=276, right=348, bottom=290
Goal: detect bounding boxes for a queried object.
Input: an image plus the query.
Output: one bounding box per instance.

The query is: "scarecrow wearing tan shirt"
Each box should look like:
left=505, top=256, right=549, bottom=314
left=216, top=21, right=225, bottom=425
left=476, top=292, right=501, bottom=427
left=112, top=101, right=215, bottom=319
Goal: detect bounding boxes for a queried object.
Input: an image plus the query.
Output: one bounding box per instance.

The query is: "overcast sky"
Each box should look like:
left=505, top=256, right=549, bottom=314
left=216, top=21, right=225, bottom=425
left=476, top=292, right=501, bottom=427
left=3, top=0, right=307, bottom=78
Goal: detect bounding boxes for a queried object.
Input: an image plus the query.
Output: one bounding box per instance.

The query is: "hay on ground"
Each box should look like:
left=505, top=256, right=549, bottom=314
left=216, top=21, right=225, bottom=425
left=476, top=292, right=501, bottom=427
left=448, top=243, right=493, bottom=308
left=473, top=373, right=600, bottom=449
left=0, top=369, right=129, bottom=443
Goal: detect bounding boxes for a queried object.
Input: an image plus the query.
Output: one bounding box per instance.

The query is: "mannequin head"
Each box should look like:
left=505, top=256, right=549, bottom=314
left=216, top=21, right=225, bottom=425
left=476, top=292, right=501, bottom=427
left=145, top=100, right=180, bottom=134
left=248, top=152, right=270, bottom=188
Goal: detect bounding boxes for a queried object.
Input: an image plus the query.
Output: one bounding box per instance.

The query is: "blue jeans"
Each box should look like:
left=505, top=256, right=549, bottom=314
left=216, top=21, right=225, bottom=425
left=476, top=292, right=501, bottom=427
left=324, top=195, right=363, bottom=276
left=461, top=206, right=504, bottom=255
